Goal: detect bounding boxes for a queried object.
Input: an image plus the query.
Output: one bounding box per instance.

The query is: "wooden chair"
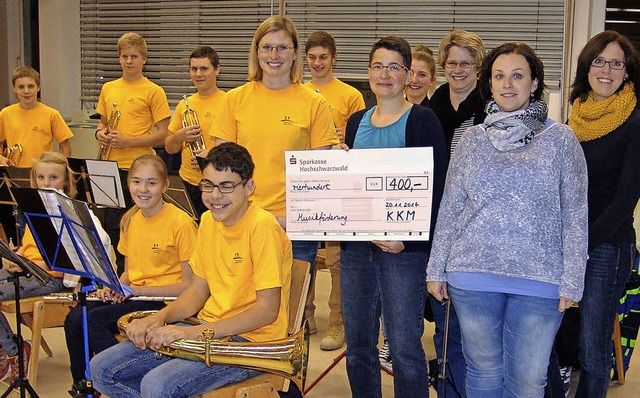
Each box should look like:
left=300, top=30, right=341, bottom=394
left=200, top=258, right=311, bottom=398
left=0, top=295, right=72, bottom=387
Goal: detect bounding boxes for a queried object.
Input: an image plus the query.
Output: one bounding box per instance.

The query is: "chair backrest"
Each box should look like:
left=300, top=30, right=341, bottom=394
left=288, top=259, right=311, bottom=335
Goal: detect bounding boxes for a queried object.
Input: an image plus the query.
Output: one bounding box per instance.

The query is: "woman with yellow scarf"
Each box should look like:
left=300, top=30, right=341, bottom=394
left=567, top=30, right=640, bottom=398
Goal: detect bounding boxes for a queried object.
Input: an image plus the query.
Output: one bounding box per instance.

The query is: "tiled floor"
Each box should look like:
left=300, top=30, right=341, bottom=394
left=1, top=269, right=638, bottom=397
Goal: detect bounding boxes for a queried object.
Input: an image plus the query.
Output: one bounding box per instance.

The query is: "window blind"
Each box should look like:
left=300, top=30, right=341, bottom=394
left=80, top=1, right=566, bottom=108
left=286, top=0, right=566, bottom=87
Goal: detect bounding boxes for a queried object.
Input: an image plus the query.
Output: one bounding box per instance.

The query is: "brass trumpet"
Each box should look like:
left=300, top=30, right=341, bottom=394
left=3, top=144, right=23, bottom=166
left=181, top=95, right=206, bottom=157
left=97, top=102, right=120, bottom=160
left=118, top=310, right=309, bottom=392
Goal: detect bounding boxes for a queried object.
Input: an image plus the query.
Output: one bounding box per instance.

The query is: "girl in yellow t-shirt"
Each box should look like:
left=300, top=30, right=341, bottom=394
left=64, top=154, right=197, bottom=392
left=0, top=152, right=89, bottom=384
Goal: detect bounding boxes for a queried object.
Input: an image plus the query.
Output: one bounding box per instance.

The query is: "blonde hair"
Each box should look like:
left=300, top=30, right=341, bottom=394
left=12, top=66, right=40, bottom=87
left=120, top=155, right=168, bottom=239
left=438, top=30, right=486, bottom=69
left=30, top=152, right=77, bottom=199
left=413, top=45, right=436, bottom=78
left=248, top=16, right=303, bottom=84
left=117, top=32, right=147, bottom=58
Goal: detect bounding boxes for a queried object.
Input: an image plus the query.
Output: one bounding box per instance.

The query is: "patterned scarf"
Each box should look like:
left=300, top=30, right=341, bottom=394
left=568, top=81, right=637, bottom=142
left=484, top=99, right=548, bottom=151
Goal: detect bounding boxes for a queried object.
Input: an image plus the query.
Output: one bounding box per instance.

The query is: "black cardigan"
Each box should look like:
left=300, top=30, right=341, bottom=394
left=345, top=105, right=448, bottom=252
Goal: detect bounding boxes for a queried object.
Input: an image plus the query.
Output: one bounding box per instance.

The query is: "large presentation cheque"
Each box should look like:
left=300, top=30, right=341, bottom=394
left=285, top=147, right=433, bottom=241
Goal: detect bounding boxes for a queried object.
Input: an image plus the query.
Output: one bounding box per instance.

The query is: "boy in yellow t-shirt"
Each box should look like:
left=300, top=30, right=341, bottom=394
left=166, top=46, right=226, bottom=219
left=0, top=66, right=73, bottom=167
left=91, top=142, right=292, bottom=397
left=95, top=32, right=171, bottom=169
left=303, top=30, right=366, bottom=351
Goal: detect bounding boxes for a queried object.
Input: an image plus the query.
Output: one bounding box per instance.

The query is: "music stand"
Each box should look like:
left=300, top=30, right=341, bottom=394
left=14, top=187, right=131, bottom=398
left=165, top=175, right=197, bottom=221
left=68, top=158, right=127, bottom=209
left=0, top=167, right=31, bottom=246
left=0, top=236, right=49, bottom=397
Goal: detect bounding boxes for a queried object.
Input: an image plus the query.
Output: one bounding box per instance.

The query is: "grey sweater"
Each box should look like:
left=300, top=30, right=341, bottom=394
left=426, top=121, right=589, bottom=301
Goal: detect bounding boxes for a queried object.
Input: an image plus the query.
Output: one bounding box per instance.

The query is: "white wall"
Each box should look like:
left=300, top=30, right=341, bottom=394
left=38, top=0, right=81, bottom=118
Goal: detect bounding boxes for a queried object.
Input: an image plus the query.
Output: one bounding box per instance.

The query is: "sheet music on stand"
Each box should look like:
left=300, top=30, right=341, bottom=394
left=165, top=175, right=197, bottom=221
left=0, top=239, right=50, bottom=284
left=13, top=187, right=131, bottom=296
left=68, top=158, right=127, bottom=208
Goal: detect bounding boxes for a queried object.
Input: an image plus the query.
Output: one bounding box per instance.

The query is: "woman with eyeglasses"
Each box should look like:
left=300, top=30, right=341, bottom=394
left=567, top=30, right=640, bottom=398
left=212, top=16, right=338, bottom=271
left=429, top=30, right=487, bottom=156
left=426, top=29, right=487, bottom=398
left=334, top=36, right=447, bottom=398
left=427, top=42, right=588, bottom=397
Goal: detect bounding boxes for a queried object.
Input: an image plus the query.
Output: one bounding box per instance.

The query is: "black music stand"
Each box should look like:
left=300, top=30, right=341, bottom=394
left=165, top=175, right=197, bottom=221
left=0, top=167, right=31, bottom=246
left=0, top=237, right=49, bottom=398
left=14, top=188, right=130, bottom=398
left=67, top=158, right=127, bottom=209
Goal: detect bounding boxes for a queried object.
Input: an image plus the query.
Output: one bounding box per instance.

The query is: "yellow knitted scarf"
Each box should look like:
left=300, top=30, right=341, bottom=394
left=568, top=82, right=637, bottom=142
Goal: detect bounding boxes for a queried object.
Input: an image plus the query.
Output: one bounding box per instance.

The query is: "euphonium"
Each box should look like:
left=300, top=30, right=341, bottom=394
left=181, top=95, right=206, bottom=157
left=97, top=102, right=120, bottom=160
left=118, top=310, right=309, bottom=392
left=3, top=144, right=23, bottom=166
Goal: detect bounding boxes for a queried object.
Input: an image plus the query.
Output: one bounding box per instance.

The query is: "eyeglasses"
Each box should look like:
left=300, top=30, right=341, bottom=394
left=591, top=58, right=626, bottom=70
left=369, top=63, right=408, bottom=73
left=444, top=61, right=476, bottom=70
left=258, top=45, right=293, bottom=54
left=198, top=179, right=246, bottom=194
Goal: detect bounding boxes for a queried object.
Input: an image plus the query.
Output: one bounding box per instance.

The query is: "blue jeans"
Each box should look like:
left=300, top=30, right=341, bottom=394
left=341, top=242, right=428, bottom=398
left=291, top=240, right=318, bottom=273
left=430, top=294, right=466, bottom=398
left=575, top=243, right=634, bottom=398
left=64, top=300, right=166, bottom=383
left=91, top=339, right=259, bottom=398
left=449, top=286, right=563, bottom=398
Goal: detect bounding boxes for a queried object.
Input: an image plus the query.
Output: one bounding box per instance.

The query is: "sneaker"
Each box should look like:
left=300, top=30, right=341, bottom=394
left=559, top=366, right=572, bottom=397
left=7, top=340, right=31, bottom=386
left=379, top=340, right=393, bottom=372
left=307, top=316, right=318, bottom=335
left=320, top=325, right=345, bottom=351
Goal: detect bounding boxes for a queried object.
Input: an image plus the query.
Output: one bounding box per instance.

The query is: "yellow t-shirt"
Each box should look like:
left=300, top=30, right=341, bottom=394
left=18, top=226, right=62, bottom=278
left=305, top=78, right=366, bottom=134
left=117, top=203, right=197, bottom=287
left=190, top=202, right=292, bottom=342
left=168, top=90, right=226, bottom=185
left=97, top=77, right=171, bottom=168
left=0, top=103, right=74, bottom=167
left=212, top=81, right=339, bottom=217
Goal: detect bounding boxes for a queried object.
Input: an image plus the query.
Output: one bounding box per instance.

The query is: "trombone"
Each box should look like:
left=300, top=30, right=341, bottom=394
left=181, top=95, right=206, bottom=158
left=97, top=102, right=120, bottom=160
left=2, top=144, right=23, bottom=166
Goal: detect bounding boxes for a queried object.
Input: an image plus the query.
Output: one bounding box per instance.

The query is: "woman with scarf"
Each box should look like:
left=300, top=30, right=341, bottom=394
left=427, top=42, right=588, bottom=397
left=567, top=31, right=640, bottom=398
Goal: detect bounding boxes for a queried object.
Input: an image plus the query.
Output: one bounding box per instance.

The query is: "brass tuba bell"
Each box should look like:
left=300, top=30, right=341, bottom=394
left=3, top=144, right=23, bottom=166
left=97, top=102, right=120, bottom=160
left=118, top=310, right=309, bottom=392
left=181, top=95, right=207, bottom=158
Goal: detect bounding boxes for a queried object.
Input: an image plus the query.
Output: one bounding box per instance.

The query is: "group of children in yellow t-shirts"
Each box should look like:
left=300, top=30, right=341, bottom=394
left=0, top=14, right=366, bottom=397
